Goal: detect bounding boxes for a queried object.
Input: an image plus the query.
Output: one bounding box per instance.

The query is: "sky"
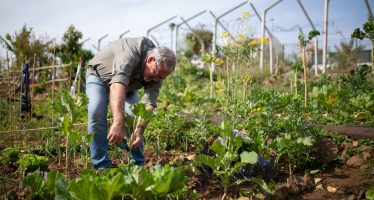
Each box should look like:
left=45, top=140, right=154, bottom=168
left=0, top=0, right=373, bottom=57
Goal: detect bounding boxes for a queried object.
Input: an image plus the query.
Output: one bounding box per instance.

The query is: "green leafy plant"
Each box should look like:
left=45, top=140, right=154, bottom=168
left=61, top=169, right=128, bottom=200
left=19, top=153, right=48, bottom=174
left=39, top=130, right=63, bottom=161
left=311, top=84, right=338, bottom=113
left=121, top=164, right=187, bottom=199
left=291, top=61, right=303, bottom=96
left=53, top=90, right=88, bottom=176
left=349, top=93, right=374, bottom=123
left=194, top=121, right=258, bottom=199
left=80, top=133, right=94, bottom=168
left=145, top=105, right=195, bottom=152
left=252, top=177, right=277, bottom=196
left=151, top=135, right=167, bottom=158
left=24, top=164, right=187, bottom=199
left=367, top=185, right=374, bottom=200
left=352, top=16, right=374, bottom=72
left=125, top=103, right=155, bottom=140
left=273, top=133, right=314, bottom=175
left=339, top=64, right=373, bottom=92
left=298, top=29, right=320, bottom=108
left=23, top=170, right=64, bottom=199
left=0, top=147, right=20, bottom=164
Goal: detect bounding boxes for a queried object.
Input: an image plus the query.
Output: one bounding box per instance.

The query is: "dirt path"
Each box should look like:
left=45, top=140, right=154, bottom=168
left=324, top=125, right=374, bottom=140
left=297, top=125, right=374, bottom=199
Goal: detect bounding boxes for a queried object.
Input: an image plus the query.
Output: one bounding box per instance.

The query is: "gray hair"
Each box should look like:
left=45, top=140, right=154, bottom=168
left=148, top=47, right=176, bottom=72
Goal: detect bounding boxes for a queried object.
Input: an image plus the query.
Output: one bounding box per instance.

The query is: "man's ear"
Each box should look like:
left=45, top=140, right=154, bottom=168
left=146, top=55, right=155, bottom=64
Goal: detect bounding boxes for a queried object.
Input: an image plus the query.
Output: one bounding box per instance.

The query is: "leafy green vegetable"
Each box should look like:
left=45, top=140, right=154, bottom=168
left=367, top=185, right=374, bottom=200
left=0, top=147, right=20, bottom=164
left=23, top=171, right=64, bottom=199
left=194, top=121, right=258, bottom=195
left=25, top=164, right=187, bottom=199
left=19, top=153, right=48, bottom=173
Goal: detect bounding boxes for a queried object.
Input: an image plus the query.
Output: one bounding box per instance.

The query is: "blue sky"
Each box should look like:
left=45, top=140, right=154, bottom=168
left=0, top=0, right=373, bottom=56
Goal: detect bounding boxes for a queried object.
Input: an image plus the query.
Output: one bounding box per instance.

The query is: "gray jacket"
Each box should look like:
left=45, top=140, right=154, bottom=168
left=86, top=37, right=161, bottom=107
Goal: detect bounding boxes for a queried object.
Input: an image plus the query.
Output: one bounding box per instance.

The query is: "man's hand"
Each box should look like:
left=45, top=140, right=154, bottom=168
left=130, top=126, right=144, bottom=149
left=108, top=122, right=125, bottom=146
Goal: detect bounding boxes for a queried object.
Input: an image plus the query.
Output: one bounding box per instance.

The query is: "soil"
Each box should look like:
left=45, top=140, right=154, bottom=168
left=1, top=126, right=374, bottom=199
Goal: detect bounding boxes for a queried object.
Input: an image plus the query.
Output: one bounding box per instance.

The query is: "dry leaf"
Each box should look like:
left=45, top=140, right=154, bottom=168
left=314, top=178, right=322, bottom=185
left=315, top=184, right=324, bottom=190
left=186, top=154, right=196, bottom=161
left=327, top=186, right=338, bottom=193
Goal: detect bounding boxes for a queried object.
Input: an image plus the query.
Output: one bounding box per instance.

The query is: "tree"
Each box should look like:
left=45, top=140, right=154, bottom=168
left=5, top=25, right=51, bottom=67
left=56, top=25, right=83, bottom=64
left=55, top=25, right=93, bottom=83
left=55, top=25, right=93, bottom=65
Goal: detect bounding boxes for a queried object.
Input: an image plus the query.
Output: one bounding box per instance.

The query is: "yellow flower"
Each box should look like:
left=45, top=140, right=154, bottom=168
left=353, top=112, right=364, bottom=119
left=262, top=37, right=269, bottom=44
left=214, top=79, right=225, bottom=96
left=248, top=37, right=269, bottom=46
left=221, top=31, right=231, bottom=46
left=253, top=107, right=262, bottom=112
left=248, top=38, right=259, bottom=46
left=236, top=34, right=245, bottom=42
left=214, top=58, right=225, bottom=65
left=243, top=74, right=252, bottom=83
left=221, top=31, right=229, bottom=39
left=242, top=11, right=250, bottom=20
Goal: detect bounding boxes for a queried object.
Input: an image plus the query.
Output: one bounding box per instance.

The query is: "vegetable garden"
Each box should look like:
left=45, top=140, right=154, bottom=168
left=1, top=12, right=374, bottom=200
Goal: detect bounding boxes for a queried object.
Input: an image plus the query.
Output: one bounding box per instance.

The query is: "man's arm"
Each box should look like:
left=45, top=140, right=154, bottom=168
left=107, top=83, right=126, bottom=146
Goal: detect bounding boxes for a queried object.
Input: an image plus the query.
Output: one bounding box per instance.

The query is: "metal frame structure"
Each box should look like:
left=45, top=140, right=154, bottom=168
left=250, top=3, right=281, bottom=75
left=322, top=0, right=329, bottom=74
left=365, top=0, right=373, bottom=17
left=119, top=30, right=130, bottom=39
left=260, top=0, right=283, bottom=73
left=172, top=10, right=207, bottom=54
left=98, top=34, right=109, bottom=51
left=146, top=15, right=178, bottom=46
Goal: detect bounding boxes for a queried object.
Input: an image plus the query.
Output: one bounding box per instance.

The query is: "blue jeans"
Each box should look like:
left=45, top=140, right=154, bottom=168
left=86, top=75, right=144, bottom=169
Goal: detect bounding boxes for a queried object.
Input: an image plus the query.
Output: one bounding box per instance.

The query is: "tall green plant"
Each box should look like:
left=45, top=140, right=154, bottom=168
left=124, top=103, right=154, bottom=148
left=53, top=90, right=88, bottom=176
left=291, top=61, right=303, bottom=96
left=298, top=29, right=320, bottom=108
left=352, top=16, right=374, bottom=74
